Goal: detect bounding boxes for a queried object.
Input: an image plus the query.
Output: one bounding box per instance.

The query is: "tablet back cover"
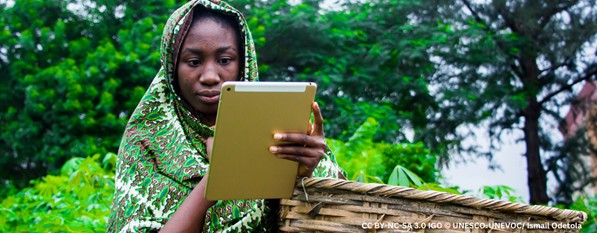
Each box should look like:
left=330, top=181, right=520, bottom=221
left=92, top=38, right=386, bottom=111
left=205, top=82, right=316, bottom=200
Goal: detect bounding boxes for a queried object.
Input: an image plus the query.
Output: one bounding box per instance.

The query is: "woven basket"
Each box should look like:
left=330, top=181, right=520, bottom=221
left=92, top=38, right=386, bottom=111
left=279, top=178, right=588, bottom=233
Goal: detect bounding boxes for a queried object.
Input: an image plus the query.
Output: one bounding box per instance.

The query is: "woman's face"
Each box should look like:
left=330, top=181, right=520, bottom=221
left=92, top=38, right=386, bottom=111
left=177, top=18, right=240, bottom=119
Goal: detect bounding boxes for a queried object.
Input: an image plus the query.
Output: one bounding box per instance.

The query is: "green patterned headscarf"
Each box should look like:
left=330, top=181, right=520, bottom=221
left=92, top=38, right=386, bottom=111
left=107, top=0, right=267, bottom=232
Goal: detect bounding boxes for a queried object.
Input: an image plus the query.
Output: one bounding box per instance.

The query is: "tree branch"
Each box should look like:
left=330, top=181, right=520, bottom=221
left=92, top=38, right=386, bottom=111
left=510, top=63, right=523, bottom=80
left=461, top=0, right=523, bottom=79
left=0, top=54, right=6, bottom=69
left=538, top=61, right=574, bottom=80
left=461, top=0, right=509, bottom=38
left=537, top=0, right=578, bottom=31
left=461, top=0, right=485, bottom=28
left=538, top=65, right=597, bottom=106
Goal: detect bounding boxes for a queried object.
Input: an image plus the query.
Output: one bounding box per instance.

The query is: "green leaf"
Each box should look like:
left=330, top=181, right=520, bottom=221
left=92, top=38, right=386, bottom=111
left=102, top=153, right=117, bottom=171
left=61, top=157, right=84, bottom=176
left=388, top=165, right=423, bottom=187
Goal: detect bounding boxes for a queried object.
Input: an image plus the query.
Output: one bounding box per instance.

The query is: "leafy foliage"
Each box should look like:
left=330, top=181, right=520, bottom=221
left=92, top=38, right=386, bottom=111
left=328, top=117, right=438, bottom=185
left=570, top=195, right=597, bottom=233
left=230, top=0, right=439, bottom=144
left=479, top=185, right=525, bottom=203
left=0, top=153, right=115, bottom=232
left=0, top=0, right=183, bottom=190
left=388, top=165, right=424, bottom=188
left=328, top=117, right=530, bottom=204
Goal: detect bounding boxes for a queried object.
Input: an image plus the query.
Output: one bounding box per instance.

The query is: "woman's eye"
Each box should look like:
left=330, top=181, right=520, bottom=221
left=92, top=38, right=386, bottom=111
left=189, top=59, right=201, bottom=66
left=219, top=58, right=232, bottom=65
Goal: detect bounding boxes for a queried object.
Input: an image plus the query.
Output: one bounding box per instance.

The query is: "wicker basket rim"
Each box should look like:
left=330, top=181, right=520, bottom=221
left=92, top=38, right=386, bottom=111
left=296, top=177, right=588, bottom=223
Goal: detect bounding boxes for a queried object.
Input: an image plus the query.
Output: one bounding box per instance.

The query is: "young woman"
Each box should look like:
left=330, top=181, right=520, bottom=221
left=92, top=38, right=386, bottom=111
left=107, top=0, right=344, bottom=232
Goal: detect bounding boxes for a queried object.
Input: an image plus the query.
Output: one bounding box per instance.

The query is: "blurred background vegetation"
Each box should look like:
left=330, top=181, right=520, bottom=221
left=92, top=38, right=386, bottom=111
left=0, top=0, right=596, bottom=232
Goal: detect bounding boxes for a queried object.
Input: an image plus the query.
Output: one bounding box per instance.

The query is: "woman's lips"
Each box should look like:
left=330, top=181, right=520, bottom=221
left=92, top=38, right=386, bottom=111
left=198, top=90, right=220, bottom=104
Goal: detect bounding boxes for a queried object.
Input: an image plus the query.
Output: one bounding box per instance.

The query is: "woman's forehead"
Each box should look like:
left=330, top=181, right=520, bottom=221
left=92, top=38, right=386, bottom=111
left=183, top=19, right=239, bottom=50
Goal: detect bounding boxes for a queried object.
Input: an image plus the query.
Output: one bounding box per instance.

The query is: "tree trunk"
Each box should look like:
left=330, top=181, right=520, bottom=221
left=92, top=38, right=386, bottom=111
left=523, top=98, right=549, bottom=204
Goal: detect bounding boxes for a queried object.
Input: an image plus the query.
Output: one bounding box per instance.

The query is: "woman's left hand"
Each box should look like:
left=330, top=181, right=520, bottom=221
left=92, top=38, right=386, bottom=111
left=269, top=102, right=327, bottom=177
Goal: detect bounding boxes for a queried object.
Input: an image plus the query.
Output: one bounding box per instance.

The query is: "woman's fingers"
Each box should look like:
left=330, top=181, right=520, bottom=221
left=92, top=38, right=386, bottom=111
left=273, top=152, right=321, bottom=163
left=270, top=134, right=326, bottom=177
left=270, top=102, right=327, bottom=177
left=311, top=102, right=324, bottom=137
left=273, top=149, right=323, bottom=177
left=269, top=145, right=324, bottom=159
left=273, top=133, right=326, bottom=148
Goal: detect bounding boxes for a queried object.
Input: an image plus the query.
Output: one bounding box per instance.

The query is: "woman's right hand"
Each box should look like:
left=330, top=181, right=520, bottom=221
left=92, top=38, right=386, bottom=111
left=269, top=102, right=327, bottom=177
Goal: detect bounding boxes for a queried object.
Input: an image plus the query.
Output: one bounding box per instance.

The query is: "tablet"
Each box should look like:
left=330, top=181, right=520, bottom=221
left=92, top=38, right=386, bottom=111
left=205, top=82, right=317, bottom=200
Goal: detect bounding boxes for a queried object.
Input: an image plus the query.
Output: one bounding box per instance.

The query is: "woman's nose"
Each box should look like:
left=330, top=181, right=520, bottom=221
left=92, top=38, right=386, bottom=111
left=199, top=62, right=220, bottom=85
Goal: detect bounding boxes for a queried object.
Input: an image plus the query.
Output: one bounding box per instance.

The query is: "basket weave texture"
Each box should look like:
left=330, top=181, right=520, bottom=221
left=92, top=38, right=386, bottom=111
left=279, top=178, right=587, bottom=233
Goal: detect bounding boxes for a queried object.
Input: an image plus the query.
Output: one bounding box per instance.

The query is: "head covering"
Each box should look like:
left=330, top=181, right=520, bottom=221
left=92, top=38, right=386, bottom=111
left=125, top=0, right=259, bottom=178
left=107, top=0, right=267, bottom=232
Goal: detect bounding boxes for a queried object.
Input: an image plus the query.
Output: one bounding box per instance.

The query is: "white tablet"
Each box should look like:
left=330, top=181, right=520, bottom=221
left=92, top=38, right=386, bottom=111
left=205, top=82, right=317, bottom=200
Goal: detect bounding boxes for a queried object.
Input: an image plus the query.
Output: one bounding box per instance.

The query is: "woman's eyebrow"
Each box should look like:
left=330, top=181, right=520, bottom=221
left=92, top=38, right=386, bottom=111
left=184, top=47, right=237, bottom=55
left=216, top=46, right=237, bottom=53
left=184, top=47, right=203, bottom=55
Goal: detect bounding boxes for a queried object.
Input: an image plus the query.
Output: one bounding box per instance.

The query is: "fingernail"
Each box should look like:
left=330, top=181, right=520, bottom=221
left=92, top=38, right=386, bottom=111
left=269, top=146, right=278, bottom=153
left=273, top=134, right=283, bottom=140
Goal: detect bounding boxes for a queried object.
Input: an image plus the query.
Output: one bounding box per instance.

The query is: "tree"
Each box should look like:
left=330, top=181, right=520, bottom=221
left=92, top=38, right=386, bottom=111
left=0, top=0, right=446, bottom=191
left=0, top=0, right=183, bottom=191
left=231, top=0, right=442, bottom=144
left=421, top=0, right=596, bottom=204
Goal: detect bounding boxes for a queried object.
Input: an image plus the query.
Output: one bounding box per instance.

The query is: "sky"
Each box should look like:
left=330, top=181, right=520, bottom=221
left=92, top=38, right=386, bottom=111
left=441, top=131, right=531, bottom=201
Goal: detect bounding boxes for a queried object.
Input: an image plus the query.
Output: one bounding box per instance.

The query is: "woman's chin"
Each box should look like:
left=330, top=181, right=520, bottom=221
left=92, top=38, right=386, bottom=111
left=195, top=105, right=218, bottom=116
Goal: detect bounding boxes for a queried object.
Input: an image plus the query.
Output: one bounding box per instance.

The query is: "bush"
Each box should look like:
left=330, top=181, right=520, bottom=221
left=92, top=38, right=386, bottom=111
left=569, top=195, right=597, bottom=233
left=0, top=153, right=115, bottom=232
left=328, top=117, right=438, bottom=185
